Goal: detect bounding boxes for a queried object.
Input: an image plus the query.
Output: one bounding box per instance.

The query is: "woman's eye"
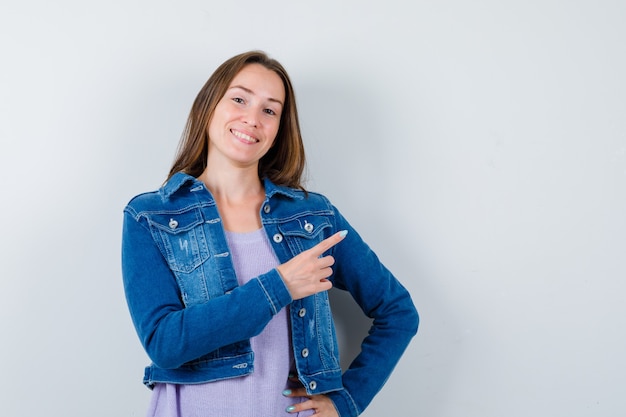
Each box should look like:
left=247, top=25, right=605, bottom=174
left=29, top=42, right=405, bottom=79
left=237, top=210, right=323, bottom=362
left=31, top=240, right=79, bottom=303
left=232, top=97, right=244, bottom=104
left=264, top=108, right=277, bottom=116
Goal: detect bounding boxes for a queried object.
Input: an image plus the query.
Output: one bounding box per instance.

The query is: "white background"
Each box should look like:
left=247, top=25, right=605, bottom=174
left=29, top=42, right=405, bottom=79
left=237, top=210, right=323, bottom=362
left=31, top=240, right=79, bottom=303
left=1, top=1, right=625, bottom=416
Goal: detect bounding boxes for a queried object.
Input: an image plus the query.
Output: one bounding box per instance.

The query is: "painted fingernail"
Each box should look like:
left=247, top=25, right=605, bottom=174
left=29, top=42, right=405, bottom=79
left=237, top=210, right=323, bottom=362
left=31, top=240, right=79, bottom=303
left=282, top=389, right=292, bottom=396
left=339, top=230, right=348, bottom=238
left=286, top=405, right=296, bottom=413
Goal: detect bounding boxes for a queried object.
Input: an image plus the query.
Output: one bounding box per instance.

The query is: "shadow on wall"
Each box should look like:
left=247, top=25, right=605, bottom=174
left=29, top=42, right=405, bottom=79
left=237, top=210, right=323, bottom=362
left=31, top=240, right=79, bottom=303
left=329, top=288, right=373, bottom=370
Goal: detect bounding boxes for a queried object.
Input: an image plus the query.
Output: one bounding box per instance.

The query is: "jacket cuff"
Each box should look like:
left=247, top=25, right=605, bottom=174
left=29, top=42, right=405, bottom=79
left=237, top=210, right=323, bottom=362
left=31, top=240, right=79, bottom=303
left=255, top=268, right=292, bottom=315
left=327, top=388, right=360, bottom=417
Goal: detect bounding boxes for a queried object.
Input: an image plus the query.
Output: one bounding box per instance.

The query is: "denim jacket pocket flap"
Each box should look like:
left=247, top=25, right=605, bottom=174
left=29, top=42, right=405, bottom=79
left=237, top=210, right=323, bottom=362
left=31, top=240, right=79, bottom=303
left=148, top=210, right=204, bottom=234
left=277, top=216, right=331, bottom=239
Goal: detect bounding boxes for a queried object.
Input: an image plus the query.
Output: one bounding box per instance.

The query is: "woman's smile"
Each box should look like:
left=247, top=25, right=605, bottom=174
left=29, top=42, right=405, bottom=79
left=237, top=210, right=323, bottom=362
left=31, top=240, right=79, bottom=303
left=231, top=129, right=259, bottom=144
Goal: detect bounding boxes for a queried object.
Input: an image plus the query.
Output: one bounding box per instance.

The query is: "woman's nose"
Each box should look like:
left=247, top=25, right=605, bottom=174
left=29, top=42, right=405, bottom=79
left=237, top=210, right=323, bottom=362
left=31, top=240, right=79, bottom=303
left=242, top=108, right=259, bottom=127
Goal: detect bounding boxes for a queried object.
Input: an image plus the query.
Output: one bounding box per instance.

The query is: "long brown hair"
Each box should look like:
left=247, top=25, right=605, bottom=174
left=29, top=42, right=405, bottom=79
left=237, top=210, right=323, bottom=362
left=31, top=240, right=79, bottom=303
left=167, top=51, right=306, bottom=189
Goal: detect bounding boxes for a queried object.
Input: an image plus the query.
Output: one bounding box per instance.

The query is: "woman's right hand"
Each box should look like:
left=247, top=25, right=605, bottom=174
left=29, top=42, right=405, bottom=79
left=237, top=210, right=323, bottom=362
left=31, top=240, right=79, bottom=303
left=276, top=230, right=347, bottom=300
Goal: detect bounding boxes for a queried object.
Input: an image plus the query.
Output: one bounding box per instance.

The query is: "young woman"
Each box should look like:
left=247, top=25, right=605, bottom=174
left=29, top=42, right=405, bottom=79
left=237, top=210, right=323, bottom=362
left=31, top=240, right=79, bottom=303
left=122, top=50, right=418, bottom=417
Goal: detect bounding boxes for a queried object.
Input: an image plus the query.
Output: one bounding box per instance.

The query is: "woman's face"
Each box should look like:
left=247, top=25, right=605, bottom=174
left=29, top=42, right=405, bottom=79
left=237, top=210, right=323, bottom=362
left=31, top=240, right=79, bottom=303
left=207, top=63, right=285, bottom=170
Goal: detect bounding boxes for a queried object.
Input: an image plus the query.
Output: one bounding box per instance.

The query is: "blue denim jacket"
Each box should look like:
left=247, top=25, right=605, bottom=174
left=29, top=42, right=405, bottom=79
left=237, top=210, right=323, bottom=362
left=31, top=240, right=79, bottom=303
left=122, top=172, right=418, bottom=417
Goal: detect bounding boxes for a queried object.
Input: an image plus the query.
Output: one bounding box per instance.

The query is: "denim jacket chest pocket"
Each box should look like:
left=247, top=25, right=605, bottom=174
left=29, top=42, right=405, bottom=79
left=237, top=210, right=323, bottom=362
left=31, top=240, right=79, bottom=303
left=147, top=209, right=212, bottom=306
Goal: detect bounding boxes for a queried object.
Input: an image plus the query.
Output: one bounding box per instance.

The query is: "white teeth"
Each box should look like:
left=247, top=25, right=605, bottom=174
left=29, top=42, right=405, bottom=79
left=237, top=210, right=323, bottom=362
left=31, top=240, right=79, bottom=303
left=232, top=130, right=258, bottom=143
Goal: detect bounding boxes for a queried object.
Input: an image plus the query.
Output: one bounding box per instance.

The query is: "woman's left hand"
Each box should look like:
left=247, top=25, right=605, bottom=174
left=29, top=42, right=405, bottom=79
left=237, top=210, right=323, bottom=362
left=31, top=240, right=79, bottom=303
left=284, top=388, right=339, bottom=417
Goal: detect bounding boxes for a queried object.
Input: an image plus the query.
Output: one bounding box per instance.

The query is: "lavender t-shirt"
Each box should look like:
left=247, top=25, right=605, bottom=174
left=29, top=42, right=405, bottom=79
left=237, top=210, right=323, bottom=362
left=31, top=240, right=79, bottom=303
left=145, top=228, right=313, bottom=417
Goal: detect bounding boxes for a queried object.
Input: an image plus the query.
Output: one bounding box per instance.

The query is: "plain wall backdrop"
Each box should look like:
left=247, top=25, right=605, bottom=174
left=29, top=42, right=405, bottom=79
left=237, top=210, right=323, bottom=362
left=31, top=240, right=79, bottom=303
left=1, top=1, right=625, bottom=416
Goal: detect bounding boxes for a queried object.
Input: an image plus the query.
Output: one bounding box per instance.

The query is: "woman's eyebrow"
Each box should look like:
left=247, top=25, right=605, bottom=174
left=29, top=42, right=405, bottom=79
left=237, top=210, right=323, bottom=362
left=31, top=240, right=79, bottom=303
left=229, top=85, right=284, bottom=107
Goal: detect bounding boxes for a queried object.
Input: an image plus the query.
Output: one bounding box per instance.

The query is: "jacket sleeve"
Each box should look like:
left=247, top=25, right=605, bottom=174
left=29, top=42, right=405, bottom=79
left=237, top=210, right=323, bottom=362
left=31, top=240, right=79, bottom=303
left=325, top=205, right=419, bottom=417
left=121, top=208, right=292, bottom=369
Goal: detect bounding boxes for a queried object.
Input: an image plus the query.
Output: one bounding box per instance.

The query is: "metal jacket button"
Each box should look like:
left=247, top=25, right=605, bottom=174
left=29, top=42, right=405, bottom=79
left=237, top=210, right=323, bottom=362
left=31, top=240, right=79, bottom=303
left=309, top=381, right=317, bottom=391
left=304, top=221, right=314, bottom=233
left=263, top=204, right=271, bottom=214
left=301, top=348, right=309, bottom=358
left=298, top=308, right=307, bottom=318
left=273, top=233, right=283, bottom=243
left=168, top=218, right=178, bottom=229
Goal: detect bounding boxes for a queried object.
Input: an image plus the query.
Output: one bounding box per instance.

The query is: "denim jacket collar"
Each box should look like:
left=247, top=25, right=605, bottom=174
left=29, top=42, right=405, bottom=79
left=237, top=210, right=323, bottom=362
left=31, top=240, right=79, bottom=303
left=160, top=172, right=303, bottom=202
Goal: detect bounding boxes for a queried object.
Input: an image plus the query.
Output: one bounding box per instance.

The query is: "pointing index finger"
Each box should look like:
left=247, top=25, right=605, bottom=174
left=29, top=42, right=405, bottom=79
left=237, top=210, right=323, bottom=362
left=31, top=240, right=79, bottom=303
left=310, top=230, right=348, bottom=256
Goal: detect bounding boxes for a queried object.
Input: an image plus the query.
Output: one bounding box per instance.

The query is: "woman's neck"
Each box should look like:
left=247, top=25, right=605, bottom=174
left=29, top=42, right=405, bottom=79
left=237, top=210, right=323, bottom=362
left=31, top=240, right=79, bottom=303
left=199, top=164, right=266, bottom=233
left=200, top=164, right=263, bottom=201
